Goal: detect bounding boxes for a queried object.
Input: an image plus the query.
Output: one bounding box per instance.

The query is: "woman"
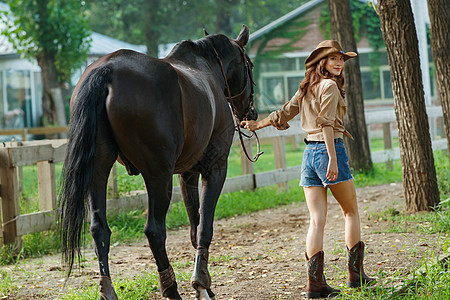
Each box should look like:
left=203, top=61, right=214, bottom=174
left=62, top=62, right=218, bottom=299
left=241, top=40, right=376, bottom=298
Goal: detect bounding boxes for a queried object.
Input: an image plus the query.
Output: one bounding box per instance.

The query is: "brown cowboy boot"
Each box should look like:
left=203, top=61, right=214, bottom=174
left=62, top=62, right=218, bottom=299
left=347, top=241, right=376, bottom=288
left=306, top=251, right=340, bottom=299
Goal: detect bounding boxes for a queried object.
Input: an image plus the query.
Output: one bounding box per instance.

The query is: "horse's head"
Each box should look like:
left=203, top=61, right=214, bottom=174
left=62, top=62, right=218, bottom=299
left=206, top=25, right=258, bottom=123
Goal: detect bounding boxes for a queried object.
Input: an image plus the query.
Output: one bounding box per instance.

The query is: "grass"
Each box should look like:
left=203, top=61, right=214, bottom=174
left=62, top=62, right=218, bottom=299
left=0, top=269, right=16, bottom=298
left=331, top=235, right=450, bottom=300
left=58, top=272, right=160, bottom=300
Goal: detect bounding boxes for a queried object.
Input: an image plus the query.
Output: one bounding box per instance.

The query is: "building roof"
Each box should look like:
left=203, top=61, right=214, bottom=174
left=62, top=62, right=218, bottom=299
left=89, top=32, right=147, bottom=55
left=0, top=31, right=147, bottom=57
left=249, top=0, right=324, bottom=42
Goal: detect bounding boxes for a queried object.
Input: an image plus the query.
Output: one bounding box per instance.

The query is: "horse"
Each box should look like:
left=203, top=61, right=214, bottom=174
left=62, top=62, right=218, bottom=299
left=59, top=25, right=257, bottom=300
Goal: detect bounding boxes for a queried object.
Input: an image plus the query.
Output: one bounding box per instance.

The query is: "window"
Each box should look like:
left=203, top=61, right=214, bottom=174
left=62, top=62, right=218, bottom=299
left=288, top=76, right=303, bottom=98
left=260, top=57, right=297, bottom=72
left=361, top=70, right=381, bottom=100
left=359, top=53, right=370, bottom=67
left=33, top=72, right=43, bottom=126
left=382, top=70, right=393, bottom=99
left=0, top=73, right=4, bottom=129
left=4, top=70, right=33, bottom=129
left=259, top=77, right=284, bottom=111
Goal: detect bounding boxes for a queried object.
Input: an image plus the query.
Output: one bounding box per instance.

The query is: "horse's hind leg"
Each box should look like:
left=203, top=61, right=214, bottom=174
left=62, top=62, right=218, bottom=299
left=143, top=171, right=182, bottom=300
left=89, top=128, right=119, bottom=300
left=179, top=172, right=200, bottom=249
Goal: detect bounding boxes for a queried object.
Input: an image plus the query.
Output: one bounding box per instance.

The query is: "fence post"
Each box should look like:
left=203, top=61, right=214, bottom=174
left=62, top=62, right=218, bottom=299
left=37, top=161, right=56, bottom=211
left=273, top=136, right=288, bottom=192
left=0, top=147, right=22, bottom=248
left=439, top=116, right=444, bottom=139
left=108, top=163, right=118, bottom=197
left=429, top=117, right=437, bottom=140
left=6, top=142, right=24, bottom=196
left=240, top=139, right=254, bottom=175
left=382, top=122, right=393, bottom=170
left=291, top=135, right=299, bottom=151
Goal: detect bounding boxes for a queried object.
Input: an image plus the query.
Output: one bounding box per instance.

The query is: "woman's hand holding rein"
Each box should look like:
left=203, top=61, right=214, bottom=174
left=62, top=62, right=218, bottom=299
left=240, top=117, right=271, bottom=131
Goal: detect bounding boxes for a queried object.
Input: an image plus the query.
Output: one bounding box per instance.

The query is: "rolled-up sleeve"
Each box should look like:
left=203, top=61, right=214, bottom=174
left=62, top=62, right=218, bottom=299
left=316, top=82, right=340, bottom=128
left=268, top=90, right=301, bottom=130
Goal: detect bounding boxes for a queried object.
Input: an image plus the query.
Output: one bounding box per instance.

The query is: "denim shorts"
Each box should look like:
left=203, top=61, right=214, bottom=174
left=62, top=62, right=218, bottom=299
left=300, top=138, right=353, bottom=187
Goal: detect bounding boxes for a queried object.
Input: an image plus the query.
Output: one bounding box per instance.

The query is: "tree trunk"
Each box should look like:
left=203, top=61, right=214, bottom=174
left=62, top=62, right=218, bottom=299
left=378, top=0, right=440, bottom=212
left=427, top=0, right=450, bottom=151
left=37, top=52, right=67, bottom=128
left=215, top=0, right=238, bottom=35
left=327, top=0, right=372, bottom=172
left=143, top=0, right=161, bottom=56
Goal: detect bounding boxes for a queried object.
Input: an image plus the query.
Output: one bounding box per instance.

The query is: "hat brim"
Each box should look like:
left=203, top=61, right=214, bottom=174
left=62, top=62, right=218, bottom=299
left=305, top=47, right=357, bottom=69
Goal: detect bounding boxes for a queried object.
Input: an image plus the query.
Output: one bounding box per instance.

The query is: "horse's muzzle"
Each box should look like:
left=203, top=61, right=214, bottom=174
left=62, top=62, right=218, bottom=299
left=246, top=106, right=258, bottom=121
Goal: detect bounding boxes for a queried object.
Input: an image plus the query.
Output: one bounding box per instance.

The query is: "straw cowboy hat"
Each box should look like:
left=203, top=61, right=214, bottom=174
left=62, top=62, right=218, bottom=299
left=305, top=40, right=357, bottom=69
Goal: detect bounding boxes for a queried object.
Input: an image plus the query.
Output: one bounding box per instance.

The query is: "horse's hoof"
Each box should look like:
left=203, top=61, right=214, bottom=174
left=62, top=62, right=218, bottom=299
left=99, top=276, right=118, bottom=300
left=195, top=286, right=215, bottom=300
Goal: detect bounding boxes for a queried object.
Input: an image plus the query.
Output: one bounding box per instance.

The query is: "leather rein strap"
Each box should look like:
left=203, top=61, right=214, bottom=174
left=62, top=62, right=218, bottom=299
left=212, top=43, right=263, bottom=163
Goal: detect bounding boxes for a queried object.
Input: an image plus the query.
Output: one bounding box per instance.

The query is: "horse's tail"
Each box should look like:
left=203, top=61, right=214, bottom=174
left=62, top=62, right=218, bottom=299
left=59, top=65, right=112, bottom=276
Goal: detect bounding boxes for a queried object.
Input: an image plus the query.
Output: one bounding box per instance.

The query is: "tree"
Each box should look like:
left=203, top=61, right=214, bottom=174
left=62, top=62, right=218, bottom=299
left=1, top=0, right=91, bottom=127
left=427, top=0, right=450, bottom=150
left=215, top=0, right=239, bottom=35
left=327, top=0, right=372, bottom=172
left=87, top=0, right=307, bottom=55
left=378, top=0, right=440, bottom=211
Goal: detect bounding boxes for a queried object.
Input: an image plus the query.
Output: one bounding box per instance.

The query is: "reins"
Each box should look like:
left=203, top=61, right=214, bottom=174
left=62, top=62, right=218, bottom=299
left=212, top=43, right=263, bottom=163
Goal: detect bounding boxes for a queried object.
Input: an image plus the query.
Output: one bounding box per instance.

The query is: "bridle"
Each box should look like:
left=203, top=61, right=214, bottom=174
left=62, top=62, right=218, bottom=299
left=212, top=41, right=263, bottom=163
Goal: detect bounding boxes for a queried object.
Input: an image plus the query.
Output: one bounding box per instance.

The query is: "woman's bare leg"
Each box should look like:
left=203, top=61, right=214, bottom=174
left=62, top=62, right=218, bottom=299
left=303, top=186, right=328, bottom=257
left=329, top=179, right=361, bottom=248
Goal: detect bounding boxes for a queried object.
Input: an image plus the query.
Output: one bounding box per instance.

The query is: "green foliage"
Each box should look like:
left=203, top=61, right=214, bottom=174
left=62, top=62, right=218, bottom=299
left=0, top=0, right=91, bottom=82
left=86, top=0, right=308, bottom=54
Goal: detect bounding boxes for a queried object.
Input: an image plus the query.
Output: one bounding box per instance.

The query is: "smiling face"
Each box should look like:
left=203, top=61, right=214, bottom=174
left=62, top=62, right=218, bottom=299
left=325, top=53, right=345, bottom=76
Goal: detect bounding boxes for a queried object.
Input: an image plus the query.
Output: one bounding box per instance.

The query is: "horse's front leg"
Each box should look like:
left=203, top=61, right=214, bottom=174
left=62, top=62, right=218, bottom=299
left=191, top=166, right=227, bottom=300
left=143, top=174, right=182, bottom=300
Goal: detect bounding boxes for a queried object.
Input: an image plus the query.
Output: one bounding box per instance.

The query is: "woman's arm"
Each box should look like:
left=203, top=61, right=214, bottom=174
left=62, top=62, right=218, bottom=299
left=322, top=125, right=338, bottom=181
left=240, top=117, right=271, bottom=131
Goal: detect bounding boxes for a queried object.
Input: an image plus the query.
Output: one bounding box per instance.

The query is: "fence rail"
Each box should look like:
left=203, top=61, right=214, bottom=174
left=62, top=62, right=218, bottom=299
left=0, top=107, right=446, bottom=247
left=0, top=126, right=68, bottom=141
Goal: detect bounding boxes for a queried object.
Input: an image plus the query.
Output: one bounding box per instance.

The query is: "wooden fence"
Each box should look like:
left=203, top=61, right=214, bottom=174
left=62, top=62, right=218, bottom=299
left=0, top=107, right=446, bottom=247
left=0, top=126, right=68, bottom=141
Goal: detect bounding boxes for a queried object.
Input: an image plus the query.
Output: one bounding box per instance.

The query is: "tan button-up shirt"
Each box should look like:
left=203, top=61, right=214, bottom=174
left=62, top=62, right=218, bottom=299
left=268, top=79, right=352, bottom=141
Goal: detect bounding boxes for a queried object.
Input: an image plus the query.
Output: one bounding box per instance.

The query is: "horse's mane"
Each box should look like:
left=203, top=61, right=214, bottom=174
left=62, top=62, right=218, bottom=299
left=166, top=34, right=234, bottom=63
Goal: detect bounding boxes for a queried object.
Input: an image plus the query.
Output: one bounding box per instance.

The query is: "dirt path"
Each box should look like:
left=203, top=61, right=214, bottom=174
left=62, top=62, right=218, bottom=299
left=2, top=183, right=444, bottom=299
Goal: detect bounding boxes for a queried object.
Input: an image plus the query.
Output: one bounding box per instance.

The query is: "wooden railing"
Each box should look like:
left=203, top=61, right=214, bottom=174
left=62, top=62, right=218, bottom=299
left=0, top=107, right=446, bottom=247
left=0, top=126, right=68, bottom=141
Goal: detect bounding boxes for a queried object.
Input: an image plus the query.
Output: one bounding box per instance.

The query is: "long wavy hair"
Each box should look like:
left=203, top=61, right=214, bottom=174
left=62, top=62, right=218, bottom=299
left=298, top=56, right=345, bottom=101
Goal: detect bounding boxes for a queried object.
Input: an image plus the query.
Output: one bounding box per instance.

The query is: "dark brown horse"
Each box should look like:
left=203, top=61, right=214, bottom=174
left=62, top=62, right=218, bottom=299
left=59, top=25, right=257, bottom=300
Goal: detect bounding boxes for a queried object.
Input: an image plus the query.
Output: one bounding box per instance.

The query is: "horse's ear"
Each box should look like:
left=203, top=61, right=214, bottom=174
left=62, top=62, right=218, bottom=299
left=203, top=28, right=209, bottom=36
left=236, top=24, right=249, bottom=47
